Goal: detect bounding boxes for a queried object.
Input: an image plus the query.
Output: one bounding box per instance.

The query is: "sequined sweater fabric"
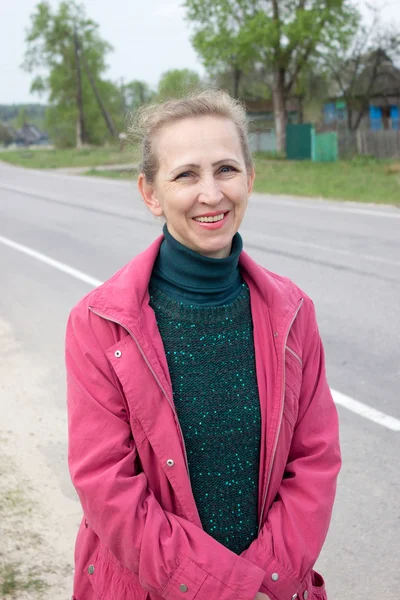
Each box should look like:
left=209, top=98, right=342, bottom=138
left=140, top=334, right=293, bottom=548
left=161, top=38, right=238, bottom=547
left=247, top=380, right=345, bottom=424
left=149, top=284, right=261, bottom=554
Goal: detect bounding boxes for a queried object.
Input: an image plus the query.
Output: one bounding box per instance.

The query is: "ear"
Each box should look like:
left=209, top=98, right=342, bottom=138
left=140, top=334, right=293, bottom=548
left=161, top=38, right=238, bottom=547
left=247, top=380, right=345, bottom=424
left=247, top=167, right=255, bottom=195
left=138, top=173, right=163, bottom=217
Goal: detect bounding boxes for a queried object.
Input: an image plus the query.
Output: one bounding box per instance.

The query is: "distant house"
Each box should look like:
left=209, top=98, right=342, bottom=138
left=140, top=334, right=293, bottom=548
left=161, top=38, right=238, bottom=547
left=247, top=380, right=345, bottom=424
left=323, top=51, right=400, bottom=131
left=245, top=97, right=302, bottom=124
left=17, top=123, right=49, bottom=146
left=0, top=122, right=49, bottom=146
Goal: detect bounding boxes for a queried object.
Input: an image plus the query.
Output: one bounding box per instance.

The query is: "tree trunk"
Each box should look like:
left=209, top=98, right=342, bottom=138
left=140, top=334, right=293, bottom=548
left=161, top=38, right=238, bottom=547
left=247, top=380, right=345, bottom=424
left=297, top=95, right=304, bottom=124
left=233, top=67, right=241, bottom=99
left=74, top=25, right=86, bottom=148
left=272, top=69, right=287, bottom=153
left=76, top=117, right=83, bottom=150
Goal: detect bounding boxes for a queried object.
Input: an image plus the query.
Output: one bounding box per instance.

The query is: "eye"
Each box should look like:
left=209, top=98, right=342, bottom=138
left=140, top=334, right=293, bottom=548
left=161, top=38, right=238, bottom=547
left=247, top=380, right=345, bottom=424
left=175, top=171, right=193, bottom=180
left=219, top=165, right=238, bottom=174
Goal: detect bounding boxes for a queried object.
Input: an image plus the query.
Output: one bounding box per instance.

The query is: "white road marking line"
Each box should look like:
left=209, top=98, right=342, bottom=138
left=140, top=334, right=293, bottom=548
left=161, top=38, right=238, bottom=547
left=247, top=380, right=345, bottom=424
left=252, top=194, right=400, bottom=219
left=1, top=233, right=399, bottom=433
left=332, top=390, right=400, bottom=432
left=0, top=235, right=102, bottom=288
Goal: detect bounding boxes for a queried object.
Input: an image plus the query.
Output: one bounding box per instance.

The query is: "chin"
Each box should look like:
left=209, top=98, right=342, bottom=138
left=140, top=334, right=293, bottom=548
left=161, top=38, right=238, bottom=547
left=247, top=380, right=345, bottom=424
left=195, top=240, right=232, bottom=259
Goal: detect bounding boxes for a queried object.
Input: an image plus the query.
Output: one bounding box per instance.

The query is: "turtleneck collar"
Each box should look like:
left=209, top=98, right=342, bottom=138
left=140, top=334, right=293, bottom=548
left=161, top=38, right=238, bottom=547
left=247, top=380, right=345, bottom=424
left=149, top=224, right=244, bottom=306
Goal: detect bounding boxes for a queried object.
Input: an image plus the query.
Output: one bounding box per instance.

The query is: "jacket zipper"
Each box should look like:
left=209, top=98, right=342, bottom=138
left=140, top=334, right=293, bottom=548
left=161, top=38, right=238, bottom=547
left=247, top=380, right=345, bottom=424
left=88, top=307, right=191, bottom=476
left=258, top=299, right=304, bottom=530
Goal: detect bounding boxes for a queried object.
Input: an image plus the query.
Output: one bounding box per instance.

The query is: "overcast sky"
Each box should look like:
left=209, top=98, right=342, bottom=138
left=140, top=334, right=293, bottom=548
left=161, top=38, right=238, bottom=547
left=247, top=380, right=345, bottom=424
left=1, top=0, right=399, bottom=105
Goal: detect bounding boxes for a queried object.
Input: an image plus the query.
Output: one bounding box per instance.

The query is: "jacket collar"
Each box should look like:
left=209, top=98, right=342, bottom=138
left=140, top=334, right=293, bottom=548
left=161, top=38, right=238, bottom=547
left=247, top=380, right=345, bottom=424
left=88, top=235, right=302, bottom=332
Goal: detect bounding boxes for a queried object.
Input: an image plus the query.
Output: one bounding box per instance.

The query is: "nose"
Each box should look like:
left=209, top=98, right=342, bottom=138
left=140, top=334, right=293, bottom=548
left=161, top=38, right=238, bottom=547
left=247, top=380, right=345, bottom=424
left=198, top=175, right=224, bottom=205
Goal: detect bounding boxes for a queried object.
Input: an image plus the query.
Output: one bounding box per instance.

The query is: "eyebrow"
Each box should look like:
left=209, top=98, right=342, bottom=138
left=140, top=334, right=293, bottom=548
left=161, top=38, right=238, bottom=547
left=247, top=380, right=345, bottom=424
left=170, top=158, right=241, bottom=174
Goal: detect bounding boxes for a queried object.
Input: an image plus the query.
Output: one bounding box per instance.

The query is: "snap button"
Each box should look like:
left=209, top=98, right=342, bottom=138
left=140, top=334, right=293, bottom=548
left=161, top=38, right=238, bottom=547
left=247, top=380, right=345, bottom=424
left=166, top=459, right=175, bottom=467
left=271, top=573, right=279, bottom=582
left=303, top=592, right=309, bottom=600
left=291, top=595, right=298, bottom=600
left=179, top=584, right=188, bottom=593
left=88, top=565, right=95, bottom=575
left=114, top=350, right=122, bottom=358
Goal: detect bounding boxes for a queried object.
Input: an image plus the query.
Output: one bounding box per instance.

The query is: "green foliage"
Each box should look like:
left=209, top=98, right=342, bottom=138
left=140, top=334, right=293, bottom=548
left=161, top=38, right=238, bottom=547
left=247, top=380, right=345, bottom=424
left=185, top=0, right=360, bottom=148
left=0, top=104, right=46, bottom=129
left=16, top=108, right=27, bottom=128
left=157, top=69, right=201, bottom=101
left=123, top=80, right=155, bottom=113
left=22, top=1, right=122, bottom=147
left=0, top=123, right=14, bottom=145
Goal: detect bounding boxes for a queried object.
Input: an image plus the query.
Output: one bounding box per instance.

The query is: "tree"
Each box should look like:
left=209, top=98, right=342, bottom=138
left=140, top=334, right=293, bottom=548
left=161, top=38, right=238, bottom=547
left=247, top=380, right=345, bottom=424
left=185, top=0, right=360, bottom=152
left=0, top=123, right=14, bottom=146
left=16, top=107, right=28, bottom=128
left=321, top=15, right=400, bottom=131
left=157, top=69, right=201, bottom=101
left=123, top=80, right=154, bottom=112
left=23, top=1, right=120, bottom=147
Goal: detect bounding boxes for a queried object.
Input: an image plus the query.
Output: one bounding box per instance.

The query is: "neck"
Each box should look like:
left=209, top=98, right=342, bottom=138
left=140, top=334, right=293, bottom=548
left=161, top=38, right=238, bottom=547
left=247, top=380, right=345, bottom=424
left=149, top=224, right=243, bottom=306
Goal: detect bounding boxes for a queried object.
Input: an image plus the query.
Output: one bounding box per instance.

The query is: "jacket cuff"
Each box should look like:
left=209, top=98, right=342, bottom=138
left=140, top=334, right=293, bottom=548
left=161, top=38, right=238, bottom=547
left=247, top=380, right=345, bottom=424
left=257, top=552, right=305, bottom=600
left=163, top=555, right=265, bottom=600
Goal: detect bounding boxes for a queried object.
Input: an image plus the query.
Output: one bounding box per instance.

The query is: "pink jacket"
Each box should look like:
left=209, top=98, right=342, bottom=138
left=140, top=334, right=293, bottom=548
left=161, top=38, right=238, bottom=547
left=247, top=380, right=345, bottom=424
left=66, top=236, right=341, bottom=600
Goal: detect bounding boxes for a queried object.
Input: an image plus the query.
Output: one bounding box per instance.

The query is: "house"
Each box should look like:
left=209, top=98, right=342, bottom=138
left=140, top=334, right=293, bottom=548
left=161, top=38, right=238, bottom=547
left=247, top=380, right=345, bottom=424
left=17, top=123, right=49, bottom=146
left=323, top=51, right=400, bottom=131
left=0, top=122, right=49, bottom=146
left=244, top=97, right=302, bottom=128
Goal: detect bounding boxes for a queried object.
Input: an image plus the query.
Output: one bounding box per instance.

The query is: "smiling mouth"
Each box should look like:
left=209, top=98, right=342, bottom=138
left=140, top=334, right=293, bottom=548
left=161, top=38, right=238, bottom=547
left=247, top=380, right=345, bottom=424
left=193, top=212, right=227, bottom=223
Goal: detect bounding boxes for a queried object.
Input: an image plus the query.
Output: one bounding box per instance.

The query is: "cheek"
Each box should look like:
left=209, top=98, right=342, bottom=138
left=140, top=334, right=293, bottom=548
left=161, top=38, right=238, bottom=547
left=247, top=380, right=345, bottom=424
left=225, top=179, right=249, bottom=204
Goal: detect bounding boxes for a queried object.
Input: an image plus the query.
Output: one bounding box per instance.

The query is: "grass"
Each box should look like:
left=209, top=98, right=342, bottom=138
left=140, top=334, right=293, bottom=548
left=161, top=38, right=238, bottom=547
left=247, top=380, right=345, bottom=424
left=253, top=154, right=400, bottom=205
left=0, top=563, right=49, bottom=597
left=84, top=167, right=135, bottom=179
left=0, top=145, right=136, bottom=169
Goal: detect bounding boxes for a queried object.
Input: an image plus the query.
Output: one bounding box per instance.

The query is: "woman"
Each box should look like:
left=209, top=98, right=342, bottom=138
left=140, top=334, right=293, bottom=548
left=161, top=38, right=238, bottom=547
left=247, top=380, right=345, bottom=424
left=66, top=90, right=341, bottom=600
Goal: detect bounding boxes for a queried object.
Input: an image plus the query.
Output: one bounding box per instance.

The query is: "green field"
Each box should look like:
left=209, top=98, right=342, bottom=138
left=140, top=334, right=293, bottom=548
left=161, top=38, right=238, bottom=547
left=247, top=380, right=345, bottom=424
left=0, top=146, right=136, bottom=169
left=252, top=154, right=400, bottom=205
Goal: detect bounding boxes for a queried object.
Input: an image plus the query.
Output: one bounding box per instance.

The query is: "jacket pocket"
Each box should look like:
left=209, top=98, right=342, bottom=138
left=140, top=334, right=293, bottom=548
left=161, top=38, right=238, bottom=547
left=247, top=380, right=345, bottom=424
left=86, top=544, right=148, bottom=600
left=309, top=569, right=327, bottom=600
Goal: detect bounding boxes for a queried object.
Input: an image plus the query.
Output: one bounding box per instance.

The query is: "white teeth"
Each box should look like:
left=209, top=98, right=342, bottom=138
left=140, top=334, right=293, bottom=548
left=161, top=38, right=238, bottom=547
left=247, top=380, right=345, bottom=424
left=194, top=213, right=225, bottom=223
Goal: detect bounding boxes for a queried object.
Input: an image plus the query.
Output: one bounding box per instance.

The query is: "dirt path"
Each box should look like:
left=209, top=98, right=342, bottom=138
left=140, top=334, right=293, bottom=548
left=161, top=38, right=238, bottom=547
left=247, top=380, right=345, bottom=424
left=0, top=318, right=81, bottom=599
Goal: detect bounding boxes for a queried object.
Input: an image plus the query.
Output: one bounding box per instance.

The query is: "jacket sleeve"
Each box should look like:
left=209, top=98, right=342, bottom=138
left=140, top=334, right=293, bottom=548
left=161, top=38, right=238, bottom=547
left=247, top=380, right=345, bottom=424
left=66, top=305, right=265, bottom=600
left=240, top=299, right=341, bottom=600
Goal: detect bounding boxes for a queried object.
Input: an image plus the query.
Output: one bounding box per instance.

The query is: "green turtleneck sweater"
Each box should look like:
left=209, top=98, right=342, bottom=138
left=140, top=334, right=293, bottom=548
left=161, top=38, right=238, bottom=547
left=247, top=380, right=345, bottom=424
left=149, top=225, right=261, bottom=554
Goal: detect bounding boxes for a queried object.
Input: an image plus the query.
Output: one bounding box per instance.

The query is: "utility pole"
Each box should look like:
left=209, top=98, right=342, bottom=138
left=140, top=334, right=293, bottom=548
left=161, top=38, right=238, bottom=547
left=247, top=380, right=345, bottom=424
left=77, top=39, right=119, bottom=139
left=73, top=24, right=87, bottom=148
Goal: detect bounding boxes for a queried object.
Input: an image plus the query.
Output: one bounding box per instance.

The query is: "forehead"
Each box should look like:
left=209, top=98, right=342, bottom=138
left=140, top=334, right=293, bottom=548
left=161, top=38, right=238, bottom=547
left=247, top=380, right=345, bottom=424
left=155, top=116, right=243, bottom=170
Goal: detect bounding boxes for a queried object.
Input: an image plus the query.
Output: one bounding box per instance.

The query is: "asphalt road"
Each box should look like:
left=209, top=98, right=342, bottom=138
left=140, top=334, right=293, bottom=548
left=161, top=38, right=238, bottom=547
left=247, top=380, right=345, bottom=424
left=1, top=161, right=399, bottom=599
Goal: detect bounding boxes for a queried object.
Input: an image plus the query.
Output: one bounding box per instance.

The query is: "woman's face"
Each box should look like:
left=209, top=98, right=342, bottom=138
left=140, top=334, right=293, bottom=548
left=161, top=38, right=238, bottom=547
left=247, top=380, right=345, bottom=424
left=138, top=116, right=255, bottom=259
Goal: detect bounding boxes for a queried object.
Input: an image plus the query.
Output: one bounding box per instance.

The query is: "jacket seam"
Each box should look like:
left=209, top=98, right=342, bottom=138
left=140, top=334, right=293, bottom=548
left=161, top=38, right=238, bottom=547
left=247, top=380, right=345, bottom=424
left=181, top=558, right=250, bottom=600
left=285, top=345, right=302, bottom=367
left=80, top=304, right=132, bottom=415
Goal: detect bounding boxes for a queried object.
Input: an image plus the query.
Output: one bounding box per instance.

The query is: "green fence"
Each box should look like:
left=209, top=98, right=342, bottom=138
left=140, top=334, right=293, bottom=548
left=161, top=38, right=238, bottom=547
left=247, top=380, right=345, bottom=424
left=286, top=124, right=338, bottom=162
left=286, top=124, right=313, bottom=160
left=312, top=131, right=338, bottom=162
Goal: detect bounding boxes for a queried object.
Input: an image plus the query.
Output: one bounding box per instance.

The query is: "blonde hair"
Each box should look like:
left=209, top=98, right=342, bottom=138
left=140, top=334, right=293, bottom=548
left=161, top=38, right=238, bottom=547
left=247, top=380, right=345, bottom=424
left=128, top=89, right=253, bottom=183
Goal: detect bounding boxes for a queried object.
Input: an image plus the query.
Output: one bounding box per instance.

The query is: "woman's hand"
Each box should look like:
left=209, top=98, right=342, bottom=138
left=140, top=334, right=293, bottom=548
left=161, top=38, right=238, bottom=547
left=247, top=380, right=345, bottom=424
left=254, top=592, right=271, bottom=600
